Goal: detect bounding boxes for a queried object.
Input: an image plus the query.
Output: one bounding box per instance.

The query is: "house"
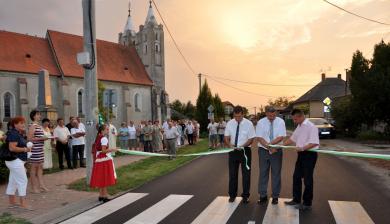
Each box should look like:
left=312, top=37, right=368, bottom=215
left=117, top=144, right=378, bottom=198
left=292, top=73, right=350, bottom=118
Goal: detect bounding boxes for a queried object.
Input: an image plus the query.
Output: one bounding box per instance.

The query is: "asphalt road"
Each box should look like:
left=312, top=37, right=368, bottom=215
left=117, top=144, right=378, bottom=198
left=94, top=145, right=390, bottom=224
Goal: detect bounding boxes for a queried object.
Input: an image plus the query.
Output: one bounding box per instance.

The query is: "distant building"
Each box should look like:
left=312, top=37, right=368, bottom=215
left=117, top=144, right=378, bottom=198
left=0, top=1, right=169, bottom=128
left=292, top=73, right=350, bottom=118
left=222, top=101, right=234, bottom=120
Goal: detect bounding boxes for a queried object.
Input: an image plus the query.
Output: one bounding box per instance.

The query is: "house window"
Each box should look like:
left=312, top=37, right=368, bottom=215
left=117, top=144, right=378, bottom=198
left=134, top=93, right=142, bottom=112
left=77, top=89, right=84, bottom=116
left=3, top=92, right=14, bottom=121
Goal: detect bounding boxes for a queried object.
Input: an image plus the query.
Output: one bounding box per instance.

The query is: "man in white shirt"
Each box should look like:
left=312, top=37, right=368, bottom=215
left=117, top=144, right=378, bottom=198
left=164, top=121, right=180, bottom=159
left=217, top=119, right=226, bottom=147
left=207, top=119, right=219, bottom=150
left=283, top=109, right=319, bottom=211
left=224, top=106, right=256, bottom=203
left=54, top=118, right=71, bottom=169
left=70, top=119, right=86, bottom=168
left=128, top=121, right=138, bottom=150
left=256, top=106, right=286, bottom=205
left=186, top=121, right=194, bottom=145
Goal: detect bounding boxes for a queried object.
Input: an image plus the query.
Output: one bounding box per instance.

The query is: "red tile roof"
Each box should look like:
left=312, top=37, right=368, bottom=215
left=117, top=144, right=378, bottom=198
left=47, top=30, right=153, bottom=85
left=0, top=30, right=153, bottom=86
left=0, top=30, right=60, bottom=75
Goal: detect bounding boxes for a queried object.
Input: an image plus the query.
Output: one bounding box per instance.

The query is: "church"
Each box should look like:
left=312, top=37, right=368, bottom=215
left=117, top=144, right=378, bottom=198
left=0, top=1, right=169, bottom=127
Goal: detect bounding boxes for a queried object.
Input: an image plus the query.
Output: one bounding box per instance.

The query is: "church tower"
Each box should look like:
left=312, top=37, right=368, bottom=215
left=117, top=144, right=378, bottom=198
left=119, top=1, right=168, bottom=121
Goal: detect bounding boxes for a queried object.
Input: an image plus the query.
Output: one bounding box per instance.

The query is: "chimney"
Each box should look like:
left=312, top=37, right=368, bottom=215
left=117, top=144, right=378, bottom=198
left=321, top=73, right=326, bottom=81
left=337, top=74, right=342, bottom=79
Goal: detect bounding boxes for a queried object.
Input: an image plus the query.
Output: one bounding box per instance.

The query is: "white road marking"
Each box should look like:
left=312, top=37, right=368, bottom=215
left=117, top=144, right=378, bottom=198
left=191, top=196, right=242, bottom=224
left=329, top=201, right=374, bottom=224
left=248, top=221, right=256, bottom=224
left=262, top=198, right=299, bottom=224
left=125, top=194, right=193, bottom=224
left=60, top=193, right=148, bottom=224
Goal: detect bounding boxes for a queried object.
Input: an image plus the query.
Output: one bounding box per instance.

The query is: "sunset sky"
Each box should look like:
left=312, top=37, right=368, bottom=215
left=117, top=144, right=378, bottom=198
left=1, top=0, right=389, bottom=113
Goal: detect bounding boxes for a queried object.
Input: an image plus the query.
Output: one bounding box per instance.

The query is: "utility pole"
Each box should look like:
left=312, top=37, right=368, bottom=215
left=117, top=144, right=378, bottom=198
left=82, top=0, right=98, bottom=184
left=198, top=73, right=202, bottom=94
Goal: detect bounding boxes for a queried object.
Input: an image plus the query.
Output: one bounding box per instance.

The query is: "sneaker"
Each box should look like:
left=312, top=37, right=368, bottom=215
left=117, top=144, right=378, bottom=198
left=228, top=197, right=236, bottom=203
left=242, top=197, right=250, bottom=204
left=102, top=198, right=111, bottom=203
left=272, top=198, right=278, bottom=205
left=257, top=197, right=268, bottom=204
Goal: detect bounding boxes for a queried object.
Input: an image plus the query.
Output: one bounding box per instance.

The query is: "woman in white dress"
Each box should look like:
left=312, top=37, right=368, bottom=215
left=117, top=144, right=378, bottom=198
left=42, top=118, right=53, bottom=169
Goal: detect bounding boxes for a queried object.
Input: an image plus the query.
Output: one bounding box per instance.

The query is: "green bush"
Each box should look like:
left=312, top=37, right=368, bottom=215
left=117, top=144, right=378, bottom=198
left=0, top=160, right=9, bottom=184
left=357, top=130, right=387, bottom=141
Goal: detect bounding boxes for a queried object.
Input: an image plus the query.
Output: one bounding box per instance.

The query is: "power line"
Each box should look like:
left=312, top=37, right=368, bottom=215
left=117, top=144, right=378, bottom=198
left=151, top=0, right=197, bottom=75
left=203, top=74, right=314, bottom=87
left=207, top=76, right=279, bottom=98
left=322, top=0, right=390, bottom=26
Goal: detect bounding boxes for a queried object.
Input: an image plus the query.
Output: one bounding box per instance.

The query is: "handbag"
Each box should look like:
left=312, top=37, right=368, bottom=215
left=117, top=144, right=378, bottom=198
left=0, top=141, right=16, bottom=161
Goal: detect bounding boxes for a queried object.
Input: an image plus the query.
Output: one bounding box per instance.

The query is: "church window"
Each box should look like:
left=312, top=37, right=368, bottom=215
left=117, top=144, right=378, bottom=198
left=77, top=89, right=84, bottom=116
left=144, top=44, right=148, bottom=54
left=155, top=33, right=158, bottom=41
left=155, top=44, right=160, bottom=53
left=134, top=93, right=142, bottom=112
left=3, top=92, right=14, bottom=121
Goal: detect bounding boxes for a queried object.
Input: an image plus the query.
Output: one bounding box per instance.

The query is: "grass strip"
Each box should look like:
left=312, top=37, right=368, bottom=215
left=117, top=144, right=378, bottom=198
left=0, top=213, right=31, bottom=224
left=68, top=139, right=209, bottom=195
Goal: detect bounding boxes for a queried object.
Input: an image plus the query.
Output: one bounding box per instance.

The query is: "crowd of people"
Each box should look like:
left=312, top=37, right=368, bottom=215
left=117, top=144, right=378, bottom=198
left=0, top=109, right=204, bottom=208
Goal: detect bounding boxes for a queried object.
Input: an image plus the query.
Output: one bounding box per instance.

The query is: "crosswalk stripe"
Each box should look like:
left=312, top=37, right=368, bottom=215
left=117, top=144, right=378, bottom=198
left=60, top=193, right=148, bottom=224
left=262, top=198, right=299, bottom=224
left=124, top=194, right=193, bottom=224
left=191, top=196, right=242, bottom=224
left=329, top=201, right=374, bottom=224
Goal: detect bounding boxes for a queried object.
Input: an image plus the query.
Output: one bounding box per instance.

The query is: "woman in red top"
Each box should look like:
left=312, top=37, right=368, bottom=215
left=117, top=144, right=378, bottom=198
left=90, top=124, right=118, bottom=202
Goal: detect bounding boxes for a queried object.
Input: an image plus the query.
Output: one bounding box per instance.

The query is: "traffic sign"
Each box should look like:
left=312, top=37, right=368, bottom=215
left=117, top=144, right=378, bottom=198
left=208, top=105, right=214, bottom=112
left=323, top=97, right=332, bottom=106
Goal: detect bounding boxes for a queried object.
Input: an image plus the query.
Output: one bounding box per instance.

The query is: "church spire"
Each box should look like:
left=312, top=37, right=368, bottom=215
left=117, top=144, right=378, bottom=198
left=123, top=0, right=135, bottom=35
left=145, top=0, right=158, bottom=26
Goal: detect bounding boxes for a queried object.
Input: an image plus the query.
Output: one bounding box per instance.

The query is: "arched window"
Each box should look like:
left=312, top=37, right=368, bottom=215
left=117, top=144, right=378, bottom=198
left=3, top=92, right=14, bottom=121
left=155, top=33, right=159, bottom=41
left=134, top=93, right=141, bottom=112
left=77, top=89, right=84, bottom=116
left=155, top=44, right=160, bottom=53
left=144, top=44, right=148, bottom=54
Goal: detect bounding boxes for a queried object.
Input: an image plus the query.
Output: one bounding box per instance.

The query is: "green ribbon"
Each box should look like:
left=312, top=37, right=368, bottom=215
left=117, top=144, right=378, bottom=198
left=268, top=145, right=390, bottom=160
left=118, top=147, right=251, bottom=170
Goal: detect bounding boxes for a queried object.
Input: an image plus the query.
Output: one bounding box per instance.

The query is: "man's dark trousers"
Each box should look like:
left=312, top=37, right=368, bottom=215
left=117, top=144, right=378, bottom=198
left=72, top=144, right=85, bottom=168
left=228, top=147, right=251, bottom=199
left=56, top=141, right=72, bottom=169
left=292, top=151, right=317, bottom=206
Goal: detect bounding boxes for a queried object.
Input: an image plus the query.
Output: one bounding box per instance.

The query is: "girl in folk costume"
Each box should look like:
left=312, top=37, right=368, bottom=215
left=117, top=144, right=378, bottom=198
left=90, top=124, right=118, bottom=203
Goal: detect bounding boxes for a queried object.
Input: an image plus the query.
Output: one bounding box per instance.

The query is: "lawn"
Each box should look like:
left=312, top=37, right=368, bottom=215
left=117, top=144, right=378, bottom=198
left=0, top=213, right=31, bottom=224
left=68, top=139, right=209, bottom=195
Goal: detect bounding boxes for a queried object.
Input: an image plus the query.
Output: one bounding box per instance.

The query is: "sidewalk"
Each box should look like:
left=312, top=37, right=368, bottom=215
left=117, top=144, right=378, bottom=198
left=0, top=155, right=145, bottom=224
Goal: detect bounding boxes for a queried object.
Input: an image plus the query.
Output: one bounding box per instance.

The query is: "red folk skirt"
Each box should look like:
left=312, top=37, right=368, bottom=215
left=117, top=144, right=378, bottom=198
left=90, top=152, right=116, bottom=188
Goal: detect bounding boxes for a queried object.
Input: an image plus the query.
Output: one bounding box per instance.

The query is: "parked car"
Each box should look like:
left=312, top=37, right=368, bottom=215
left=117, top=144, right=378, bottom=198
left=308, top=118, right=336, bottom=139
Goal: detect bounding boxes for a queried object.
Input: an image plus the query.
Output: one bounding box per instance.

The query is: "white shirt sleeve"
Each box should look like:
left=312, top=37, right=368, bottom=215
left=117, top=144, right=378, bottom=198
left=255, top=120, right=263, bottom=138
left=247, top=122, right=256, bottom=139
left=224, top=122, right=231, bottom=137
left=101, top=137, right=109, bottom=146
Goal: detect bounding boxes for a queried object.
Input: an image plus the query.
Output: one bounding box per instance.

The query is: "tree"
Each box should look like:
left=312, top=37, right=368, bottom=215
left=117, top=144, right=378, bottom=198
left=97, top=81, right=107, bottom=122
left=183, top=101, right=196, bottom=119
left=212, top=94, right=224, bottom=120
left=196, top=80, right=213, bottom=132
left=268, top=96, right=294, bottom=107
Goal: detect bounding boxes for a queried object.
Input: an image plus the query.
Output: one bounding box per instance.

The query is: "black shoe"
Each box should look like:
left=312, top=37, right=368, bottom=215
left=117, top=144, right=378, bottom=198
left=98, top=197, right=104, bottom=202
left=272, top=198, right=278, bottom=205
left=284, top=200, right=300, bottom=206
left=228, top=197, right=236, bottom=203
left=257, top=197, right=268, bottom=204
left=242, top=197, right=249, bottom=204
left=102, top=198, right=111, bottom=203
left=298, top=204, right=312, bottom=211
left=80, top=165, right=86, bottom=168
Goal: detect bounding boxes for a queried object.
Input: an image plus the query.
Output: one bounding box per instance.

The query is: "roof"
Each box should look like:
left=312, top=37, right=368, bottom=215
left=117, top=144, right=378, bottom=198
left=47, top=30, right=153, bottom=85
left=294, top=77, right=350, bottom=104
left=145, top=3, right=158, bottom=25
left=0, top=30, right=60, bottom=76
